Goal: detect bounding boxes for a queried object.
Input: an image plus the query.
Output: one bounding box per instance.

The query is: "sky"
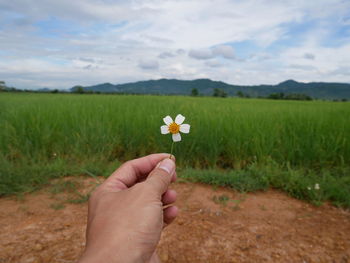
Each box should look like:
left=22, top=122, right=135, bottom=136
left=0, top=0, right=350, bottom=90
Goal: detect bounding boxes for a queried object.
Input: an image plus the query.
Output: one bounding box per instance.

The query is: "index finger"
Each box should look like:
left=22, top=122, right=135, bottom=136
left=104, top=153, right=174, bottom=190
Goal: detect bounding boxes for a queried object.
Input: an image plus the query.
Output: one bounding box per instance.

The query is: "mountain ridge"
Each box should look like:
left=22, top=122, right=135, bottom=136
left=70, top=79, right=350, bottom=99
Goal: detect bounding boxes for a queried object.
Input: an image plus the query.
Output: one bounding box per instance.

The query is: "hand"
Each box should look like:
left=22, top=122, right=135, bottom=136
left=78, top=154, right=178, bottom=263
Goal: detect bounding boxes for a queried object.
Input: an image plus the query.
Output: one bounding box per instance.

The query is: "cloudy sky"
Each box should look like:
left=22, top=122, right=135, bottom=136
left=0, top=0, right=350, bottom=89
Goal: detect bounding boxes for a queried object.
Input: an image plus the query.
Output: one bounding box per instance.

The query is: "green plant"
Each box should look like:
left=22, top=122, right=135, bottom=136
left=212, top=194, right=230, bottom=206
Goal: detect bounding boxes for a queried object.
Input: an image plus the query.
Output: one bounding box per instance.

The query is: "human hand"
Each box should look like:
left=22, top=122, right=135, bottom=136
left=78, top=153, right=178, bottom=263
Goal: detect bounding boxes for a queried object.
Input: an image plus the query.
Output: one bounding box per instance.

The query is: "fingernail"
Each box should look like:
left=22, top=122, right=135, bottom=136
left=158, top=159, right=175, bottom=176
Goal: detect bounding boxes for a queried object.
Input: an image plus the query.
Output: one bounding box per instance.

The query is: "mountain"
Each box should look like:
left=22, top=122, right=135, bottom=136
left=70, top=79, right=350, bottom=99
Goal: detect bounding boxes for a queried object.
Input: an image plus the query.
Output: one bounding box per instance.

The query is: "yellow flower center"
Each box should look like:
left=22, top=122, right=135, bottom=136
left=168, top=122, right=180, bottom=134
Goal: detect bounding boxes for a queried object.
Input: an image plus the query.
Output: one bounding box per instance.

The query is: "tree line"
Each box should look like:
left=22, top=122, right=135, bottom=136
left=1, top=80, right=348, bottom=101
left=190, top=88, right=320, bottom=101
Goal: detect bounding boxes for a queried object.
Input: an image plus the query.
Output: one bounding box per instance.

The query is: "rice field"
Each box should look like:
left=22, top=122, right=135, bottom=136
left=1, top=93, right=350, bottom=206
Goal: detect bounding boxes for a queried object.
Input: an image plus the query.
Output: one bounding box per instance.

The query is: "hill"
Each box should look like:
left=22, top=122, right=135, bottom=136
left=70, top=79, right=350, bottom=99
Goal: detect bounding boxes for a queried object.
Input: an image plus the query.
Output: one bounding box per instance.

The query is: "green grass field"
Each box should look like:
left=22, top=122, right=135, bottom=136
left=1, top=93, right=350, bottom=207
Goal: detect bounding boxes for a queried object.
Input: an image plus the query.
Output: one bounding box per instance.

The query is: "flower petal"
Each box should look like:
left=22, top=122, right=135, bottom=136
left=175, top=114, right=185, bottom=125
left=179, top=124, right=190, bottom=133
left=161, top=125, right=169, bottom=134
left=172, top=133, right=181, bottom=142
left=163, top=116, right=173, bottom=125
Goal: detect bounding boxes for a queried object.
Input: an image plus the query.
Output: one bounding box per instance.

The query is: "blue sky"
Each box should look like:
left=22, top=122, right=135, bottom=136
left=0, top=0, right=350, bottom=89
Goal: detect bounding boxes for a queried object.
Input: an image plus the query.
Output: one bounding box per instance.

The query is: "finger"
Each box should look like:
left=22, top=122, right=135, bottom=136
left=169, top=155, right=177, bottom=182
left=146, top=158, right=176, bottom=195
left=163, top=206, right=178, bottom=225
left=104, top=153, right=171, bottom=191
left=133, top=158, right=177, bottom=184
left=162, top=189, right=177, bottom=206
left=135, top=169, right=176, bottom=184
left=172, top=171, right=177, bottom=183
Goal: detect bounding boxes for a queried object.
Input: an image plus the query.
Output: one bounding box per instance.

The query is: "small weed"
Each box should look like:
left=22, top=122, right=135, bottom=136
left=311, top=200, right=323, bottom=207
left=67, top=193, right=90, bottom=204
left=50, top=179, right=80, bottom=195
left=231, top=199, right=243, bottom=210
left=49, top=177, right=99, bottom=205
left=50, top=203, right=65, bottom=210
left=212, top=194, right=230, bottom=206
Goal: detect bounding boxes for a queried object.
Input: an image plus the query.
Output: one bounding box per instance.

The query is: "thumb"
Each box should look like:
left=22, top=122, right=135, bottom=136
left=145, top=158, right=176, bottom=196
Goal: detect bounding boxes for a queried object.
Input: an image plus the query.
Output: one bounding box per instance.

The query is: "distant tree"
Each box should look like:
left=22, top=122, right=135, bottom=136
left=51, top=89, right=59, bottom=93
left=285, top=93, right=312, bottom=101
left=77, top=87, right=85, bottom=94
left=213, top=88, right=227, bottom=98
left=341, top=98, right=347, bottom=102
left=213, top=88, right=220, bottom=97
left=220, top=90, right=227, bottom=98
left=0, top=81, right=5, bottom=91
left=191, top=88, right=199, bottom=96
left=268, top=92, right=285, bottom=100
left=268, top=93, right=278, bottom=99
left=237, top=91, right=244, bottom=98
left=72, top=85, right=85, bottom=94
left=268, top=92, right=312, bottom=101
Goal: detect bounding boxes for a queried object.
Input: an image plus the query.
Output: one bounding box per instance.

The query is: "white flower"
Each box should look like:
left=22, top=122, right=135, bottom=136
left=160, top=114, right=190, bottom=142
left=307, top=187, right=312, bottom=190
left=314, top=183, right=320, bottom=190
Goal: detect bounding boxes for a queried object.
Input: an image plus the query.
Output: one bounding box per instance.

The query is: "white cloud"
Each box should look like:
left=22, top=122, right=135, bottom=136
left=205, top=60, right=225, bottom=68
left=0, top=0, right=349, bottom=89
left=212, top=45, right=235, bottom=59
left=303, top=53, right=316, bottom=60
left=189, top=45, right=235, bottom=60
left=188, top=49, right=214, bottom=60
left=138, top=59, right=159, bottom=70
left=158, top=52, right=176, bottom=59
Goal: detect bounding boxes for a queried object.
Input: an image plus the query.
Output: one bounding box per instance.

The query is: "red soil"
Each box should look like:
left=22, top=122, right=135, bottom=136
left=0, top=177, right=349, bottom=263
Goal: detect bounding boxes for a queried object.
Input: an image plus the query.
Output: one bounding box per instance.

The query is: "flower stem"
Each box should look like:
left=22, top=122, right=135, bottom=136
left=169, top=141, right=175, bottom=159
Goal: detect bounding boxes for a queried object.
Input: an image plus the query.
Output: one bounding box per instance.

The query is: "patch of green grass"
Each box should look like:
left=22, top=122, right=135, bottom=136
left=49, top=176, right=99, bottom=205
left=180, top=165, right=270, bottom=193
left=0, top=155, right=114, bottom=196
left=50, top=179, right=81, bottom=195
left=180, top=163, right=350, bottom=208
left=47, top=176, right=99, bottom=208
left=0, top=93, right=349, bottom=207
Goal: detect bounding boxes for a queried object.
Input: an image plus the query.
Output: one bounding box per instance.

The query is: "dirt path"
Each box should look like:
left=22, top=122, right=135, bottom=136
left=0, top=178, right=350, bottom=263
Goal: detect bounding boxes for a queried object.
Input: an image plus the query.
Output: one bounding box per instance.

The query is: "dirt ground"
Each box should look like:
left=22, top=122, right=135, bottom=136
left=0, top=177, right=350, bottom=263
